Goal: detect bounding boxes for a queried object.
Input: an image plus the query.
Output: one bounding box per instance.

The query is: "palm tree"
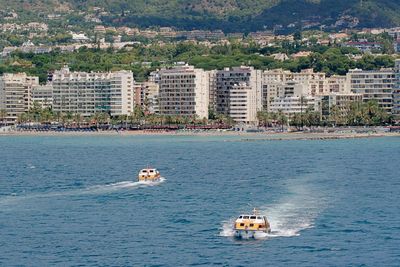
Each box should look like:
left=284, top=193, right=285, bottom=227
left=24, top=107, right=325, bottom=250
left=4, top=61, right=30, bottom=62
left=132, top=105, right=144, bottom=124
left=17, top=113, right=29, bottom=124
left=256, top=111, right=269, bottom=127
left=269, top=112, right=278, bottom=128
left=299, top=95, right=307, bottom=130
left=291, top=113, right=302, bottom=129
left=74, top=113, right=83, bottom=128
left=183, top=115, right=191, bottom=126
left=0, top=109, right=7, bottom=126
left=191, top=114, right=199, bottom=128
left=277, top=110, right=288, bottom=132
left=330, top=105, right=342, bottom=126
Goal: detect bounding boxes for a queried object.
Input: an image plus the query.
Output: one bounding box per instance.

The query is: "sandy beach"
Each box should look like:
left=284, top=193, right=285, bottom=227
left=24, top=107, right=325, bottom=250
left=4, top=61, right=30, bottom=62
left=1, top=129, right=399, bottom=141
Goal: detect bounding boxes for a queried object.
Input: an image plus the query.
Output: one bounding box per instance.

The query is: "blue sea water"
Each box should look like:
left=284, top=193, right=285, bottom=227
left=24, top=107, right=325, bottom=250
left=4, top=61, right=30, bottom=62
left=0, top=135, right=399, bottom=266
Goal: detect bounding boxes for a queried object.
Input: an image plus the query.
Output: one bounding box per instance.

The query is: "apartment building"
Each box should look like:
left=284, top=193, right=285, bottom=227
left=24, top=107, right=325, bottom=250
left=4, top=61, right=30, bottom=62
left=134, top=81, right=159, bottom=114
left=52, top=66, right=134, bottom=116
left=31, top=84, right=53, bottom=109
left=326, top=75, right=349, bottom=93
left=228, top=83, right=258, bottom=124
left=394, top=60, right=400, bottom=118
left=263, top=69, right=329, bottom=103
left=158, top=65, right=210, bottom=118
left=291, top=69, right=327, bottom=96
left=346, top=68, right=395, bottom=114
left=263, top=81, right=308, bottom=111
left=0, top=73, right=39, bottom=124
left=269, top=96, right=316, bottom=115
left=214, top=66, right=263, bottom=116
left=315, top=93, right=363, bottom=119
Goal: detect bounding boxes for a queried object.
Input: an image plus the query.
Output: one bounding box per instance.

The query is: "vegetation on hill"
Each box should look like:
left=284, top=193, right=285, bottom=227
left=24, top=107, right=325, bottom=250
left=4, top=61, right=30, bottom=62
left=0, top=42, right=395, bottom=83
left=1, top=0, right=400, bottom=32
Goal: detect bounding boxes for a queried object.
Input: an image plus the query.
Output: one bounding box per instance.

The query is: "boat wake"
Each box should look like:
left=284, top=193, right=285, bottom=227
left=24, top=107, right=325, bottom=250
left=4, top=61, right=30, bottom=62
left=0, top=177, right=165, bottom=207
left=220, top=180, right=325, bottom=240
left=82, top=177, right=166, bottom=195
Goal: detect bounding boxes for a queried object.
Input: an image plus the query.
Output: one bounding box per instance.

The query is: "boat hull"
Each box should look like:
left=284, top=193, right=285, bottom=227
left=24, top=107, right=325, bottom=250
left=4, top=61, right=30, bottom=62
left=138, top=176, right=160, bottom=182
left=138, top=175, right=161, bottom=182
left=234, top=229, right=270, bottom=239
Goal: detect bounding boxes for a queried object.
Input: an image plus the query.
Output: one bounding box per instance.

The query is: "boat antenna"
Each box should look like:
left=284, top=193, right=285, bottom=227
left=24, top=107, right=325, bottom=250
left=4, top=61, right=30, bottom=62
left=253, top=208, right=259, bottom=215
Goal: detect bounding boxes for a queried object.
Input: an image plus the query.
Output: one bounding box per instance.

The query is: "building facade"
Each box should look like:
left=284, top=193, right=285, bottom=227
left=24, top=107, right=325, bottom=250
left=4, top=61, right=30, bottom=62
left=228, top=83, right=258, bottom=124
left=315, top=93, right=363, bottom=120
left=134, top=81, right=159, bottom=114
left=346, top=68, right=395, bottom=114
left=394, top=60, right=400, bottom=118
left=213, top=66, right=262, bottom=116
left=31, top=84, right=53, bottom=109
left=52, top=66, right=134, bottom=116
left=269, top=96, right=316, bottom=115
left=0, top=73, right=39, bottom=124
left=158, top=65, right=209, bottom=118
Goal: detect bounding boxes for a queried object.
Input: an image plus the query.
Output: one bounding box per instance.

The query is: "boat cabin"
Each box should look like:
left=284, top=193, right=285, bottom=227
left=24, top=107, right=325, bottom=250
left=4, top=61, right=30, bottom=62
left=234, top=214, right=270, bottom=231
left=138, top=168, right=160, bottom=181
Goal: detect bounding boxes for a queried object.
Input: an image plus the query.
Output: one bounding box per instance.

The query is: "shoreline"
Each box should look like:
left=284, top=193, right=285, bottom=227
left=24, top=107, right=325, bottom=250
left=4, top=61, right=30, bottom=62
left=1, top=130, right=399, bottom=141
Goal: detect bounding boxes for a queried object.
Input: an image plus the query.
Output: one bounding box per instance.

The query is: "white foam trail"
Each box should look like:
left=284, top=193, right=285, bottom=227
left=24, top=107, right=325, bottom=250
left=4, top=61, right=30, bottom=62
left=220, top=180, right=325, bottom=240
left=220, top=219, right=235, bottom=237
left=82, top=177, right=166, bottom=194
left=0, top=177, right=166, bottom=207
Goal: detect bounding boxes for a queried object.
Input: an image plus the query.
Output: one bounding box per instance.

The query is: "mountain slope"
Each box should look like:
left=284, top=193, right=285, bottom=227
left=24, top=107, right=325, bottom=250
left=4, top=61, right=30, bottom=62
left=1, top=0, right=400, bottom=32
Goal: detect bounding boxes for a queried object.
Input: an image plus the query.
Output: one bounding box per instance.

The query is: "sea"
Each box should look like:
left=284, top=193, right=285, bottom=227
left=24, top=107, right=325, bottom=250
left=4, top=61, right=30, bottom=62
left=0, top=135, right=399, bottom=266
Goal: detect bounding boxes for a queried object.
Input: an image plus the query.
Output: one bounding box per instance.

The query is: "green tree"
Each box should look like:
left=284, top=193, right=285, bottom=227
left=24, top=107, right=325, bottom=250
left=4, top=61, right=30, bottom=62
left=0, top=109, right=7, bottom=125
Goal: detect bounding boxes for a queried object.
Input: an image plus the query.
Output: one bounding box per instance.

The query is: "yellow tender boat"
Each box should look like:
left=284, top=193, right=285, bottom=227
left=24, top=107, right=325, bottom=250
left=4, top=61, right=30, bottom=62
left=138, top=168, right=161, bottom=181
left=234, top=208, right=271, bottom=239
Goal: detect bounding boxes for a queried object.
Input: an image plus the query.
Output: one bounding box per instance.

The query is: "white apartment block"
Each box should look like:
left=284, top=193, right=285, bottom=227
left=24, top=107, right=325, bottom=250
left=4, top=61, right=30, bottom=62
left=292, top=69, right=327, bottom=96
left=214, top=66, right=263, bottom=116
left=346, top=68, right=395, bottom=114
left=315, top=93, right=363, bottom=118
left=134, top=81, right=159, bottom=114
left=326, top=75, right=349, bottom=94
left=52, top=66, right=134, bottom=116
left=394, top=60, right=400, bottom=117
left=31, top=84, right=53, bottom=109
left=263, top=81, right=308, bottom=111
left=0, top=73, right=39, bottom=124
left=228, top=83, right=258, bottom=124
left=269, top=96, right=316, bottom=115
left=158, top=65, right=210, bottom=118
left=263, top=69, right=328, bottom=97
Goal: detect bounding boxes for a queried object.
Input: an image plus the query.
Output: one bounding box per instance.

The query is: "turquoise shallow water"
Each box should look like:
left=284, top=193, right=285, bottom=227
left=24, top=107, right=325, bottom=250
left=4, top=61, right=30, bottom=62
left=0, top=135, right=399, bottom=266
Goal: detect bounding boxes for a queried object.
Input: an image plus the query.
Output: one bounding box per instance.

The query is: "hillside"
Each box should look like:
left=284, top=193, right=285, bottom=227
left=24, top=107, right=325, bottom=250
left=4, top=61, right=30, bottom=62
left=1, top=0, right=400, bottom=32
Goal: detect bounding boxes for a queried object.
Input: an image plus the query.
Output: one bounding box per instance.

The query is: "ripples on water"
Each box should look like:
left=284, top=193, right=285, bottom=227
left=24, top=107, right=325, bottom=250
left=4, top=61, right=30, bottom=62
left=220, top=175, right=328, bottom=239
left=0, top=178, right=166, bottom=209
left=0, top=136, right=399, bottom=266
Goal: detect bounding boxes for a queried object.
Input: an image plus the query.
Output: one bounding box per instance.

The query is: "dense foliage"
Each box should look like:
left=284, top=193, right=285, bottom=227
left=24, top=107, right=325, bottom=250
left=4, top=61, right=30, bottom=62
left=257, top=100, right=392, bottom=128
left=0, top=43, right=395, bottom=83
left=1, top=0, right=400, bottom=32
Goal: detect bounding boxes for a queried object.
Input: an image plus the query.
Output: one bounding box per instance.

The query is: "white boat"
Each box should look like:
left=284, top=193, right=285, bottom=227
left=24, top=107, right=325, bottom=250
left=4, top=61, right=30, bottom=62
left=138, top=168, right=161, bottom=181
left=233, top=208, right=271, bottom=239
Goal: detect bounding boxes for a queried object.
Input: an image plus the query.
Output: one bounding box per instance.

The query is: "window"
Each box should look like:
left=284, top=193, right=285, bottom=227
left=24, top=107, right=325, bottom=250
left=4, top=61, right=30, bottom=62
left=243, top=216, right=249, bottom=219
left=250, top=216, right=256, bottom=219
left=240, top=223, right=245, bottom=227
left=249, top=224, right=254, bottom=227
